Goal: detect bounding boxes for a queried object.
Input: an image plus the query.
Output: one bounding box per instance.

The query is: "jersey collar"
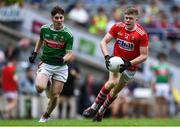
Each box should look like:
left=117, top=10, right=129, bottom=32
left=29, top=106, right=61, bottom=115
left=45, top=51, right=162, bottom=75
left=49, top=24, right=65, bottom=31
left=125, top=24, right=137, bottom=32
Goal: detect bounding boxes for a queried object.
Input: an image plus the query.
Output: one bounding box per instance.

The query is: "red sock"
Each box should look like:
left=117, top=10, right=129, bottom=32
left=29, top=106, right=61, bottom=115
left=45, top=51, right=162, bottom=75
left=103, top=94, right=116, bottom=109
left=98, top=94, right=117, bottom=115
left=95, top=84, right=110, bottom=105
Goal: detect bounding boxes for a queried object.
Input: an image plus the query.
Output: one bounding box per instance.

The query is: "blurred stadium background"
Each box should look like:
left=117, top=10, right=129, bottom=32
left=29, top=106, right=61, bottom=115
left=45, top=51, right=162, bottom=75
left=0, top=0, right=180, bottom=123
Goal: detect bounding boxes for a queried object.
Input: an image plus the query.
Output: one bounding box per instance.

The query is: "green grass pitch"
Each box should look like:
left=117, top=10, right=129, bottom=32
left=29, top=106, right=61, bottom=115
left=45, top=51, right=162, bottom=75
left=0, top=118, right=180, bottom=126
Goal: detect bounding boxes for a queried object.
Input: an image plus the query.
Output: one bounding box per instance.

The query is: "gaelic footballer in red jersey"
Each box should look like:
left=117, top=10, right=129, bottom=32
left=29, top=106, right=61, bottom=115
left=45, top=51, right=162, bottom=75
left=109, top=22, right=148, bottom=71
left=83, top=6, right=148, bottom=122
left=1, top=57, right=18, bottom=119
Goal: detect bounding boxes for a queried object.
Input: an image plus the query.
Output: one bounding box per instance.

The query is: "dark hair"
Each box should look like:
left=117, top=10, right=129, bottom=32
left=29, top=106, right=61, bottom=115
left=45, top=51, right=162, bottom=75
left=51, top=6, right=65, bottom=16
left=124, top=6, right=139, bottom=16
left=157, top=52, right=167, bottom=60
left=7, top=55, right=16, bottom=62
left=97, top=6, right=104, bottom=13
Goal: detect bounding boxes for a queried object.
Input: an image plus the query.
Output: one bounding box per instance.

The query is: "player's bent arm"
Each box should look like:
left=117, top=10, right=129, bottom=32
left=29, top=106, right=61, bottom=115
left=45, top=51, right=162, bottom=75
left=34, top=39, right=43, bottom=53
left=130, top=46, right=148, bottom=65
left=63, top=50, right=73, bottom=62
left=100, top=33, right=114, bottom=57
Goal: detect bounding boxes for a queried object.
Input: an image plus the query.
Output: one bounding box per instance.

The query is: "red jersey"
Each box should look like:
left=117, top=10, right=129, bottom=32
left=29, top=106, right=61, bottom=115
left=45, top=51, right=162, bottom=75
left=2, top=64, right=17, bottom=92
left=109, top=22, right=148, bottom=70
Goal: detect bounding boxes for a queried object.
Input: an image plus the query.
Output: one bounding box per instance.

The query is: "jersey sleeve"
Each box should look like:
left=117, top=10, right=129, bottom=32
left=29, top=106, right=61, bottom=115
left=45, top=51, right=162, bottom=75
left=108, top=24, right=117, bottom=37
left=40, top=26, right=45, bottom=41
left=151, top=65, right=158, bottom=71
left=66, top=34, right=73, bottom=51
left=140, top=33, right=148, bottom=47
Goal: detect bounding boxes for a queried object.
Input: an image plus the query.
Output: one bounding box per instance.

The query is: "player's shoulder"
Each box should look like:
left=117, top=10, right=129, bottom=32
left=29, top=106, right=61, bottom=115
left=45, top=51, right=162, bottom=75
left=41, top=24, right=49, bottom=29
left=63, top=26, right=73, bottom=37
left=135, top=23, right=147, bottom=36
left=114, top=22, right=125, bottom=28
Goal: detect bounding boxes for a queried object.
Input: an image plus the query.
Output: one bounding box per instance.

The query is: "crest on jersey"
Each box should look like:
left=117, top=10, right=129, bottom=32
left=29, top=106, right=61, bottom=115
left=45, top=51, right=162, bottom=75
left=60, top=36, right=64, bottom=42
left=131, top=36, right=135, bottom=41
left=52, top=34, right=58, bottom=40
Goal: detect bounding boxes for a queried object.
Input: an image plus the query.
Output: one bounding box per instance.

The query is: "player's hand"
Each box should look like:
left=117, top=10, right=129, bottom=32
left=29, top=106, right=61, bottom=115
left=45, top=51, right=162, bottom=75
left=119, top=59, right=132, bottom=73
left=29, top=52, right=37, bottom=63
left=104, top=55, right=113, bottom=70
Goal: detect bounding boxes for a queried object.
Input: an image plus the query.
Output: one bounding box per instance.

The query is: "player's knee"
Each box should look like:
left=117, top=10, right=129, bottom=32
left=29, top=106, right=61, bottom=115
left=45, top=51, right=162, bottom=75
left=110, top=92, right=117, bottom=98
left=106, top=80, right=118, bottom=89
left=105, top=82, right=114, bottom=90
left=36, top=85, right=44, bottom=93
left=110, top=89, right=119, bottom=98
left=51, top=93, right=59, bottom=99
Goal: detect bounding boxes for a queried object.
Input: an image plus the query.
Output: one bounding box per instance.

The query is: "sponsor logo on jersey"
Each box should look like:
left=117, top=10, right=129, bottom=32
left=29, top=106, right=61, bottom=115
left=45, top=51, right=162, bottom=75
left=44, top=34, right=50, bottom=38
left=44, top=39, right=65, bottom=49
left=117, top=39, right=134, bottom=51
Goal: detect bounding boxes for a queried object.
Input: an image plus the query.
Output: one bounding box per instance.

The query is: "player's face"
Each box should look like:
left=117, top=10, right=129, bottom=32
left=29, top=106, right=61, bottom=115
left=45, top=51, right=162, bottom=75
left=124, top=14, right=137, bottom=30
left=52, top=13, right=64, bottom=29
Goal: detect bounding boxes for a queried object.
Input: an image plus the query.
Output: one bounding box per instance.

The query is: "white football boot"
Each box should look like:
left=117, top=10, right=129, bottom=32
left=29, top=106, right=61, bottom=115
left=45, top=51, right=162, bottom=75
left=39, top=116, right=50, bottom=122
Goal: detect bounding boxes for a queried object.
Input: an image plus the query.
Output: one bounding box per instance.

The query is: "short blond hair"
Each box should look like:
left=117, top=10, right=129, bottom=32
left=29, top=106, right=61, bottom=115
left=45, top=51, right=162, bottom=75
left=124, top=6, right=139, bottom=16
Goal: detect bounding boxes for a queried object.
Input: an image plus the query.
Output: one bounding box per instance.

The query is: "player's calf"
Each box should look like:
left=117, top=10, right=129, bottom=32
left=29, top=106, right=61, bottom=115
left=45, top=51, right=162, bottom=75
left=45, top=79, right=52, bottom=98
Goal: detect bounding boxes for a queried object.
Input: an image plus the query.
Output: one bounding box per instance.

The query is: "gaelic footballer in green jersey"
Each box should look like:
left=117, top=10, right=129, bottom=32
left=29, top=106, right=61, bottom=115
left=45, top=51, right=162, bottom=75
left=40, top=24, right=73, bottom=66
left=151, top=52, right=172, bottom=118
left=29, top=6, right=74, bottom=123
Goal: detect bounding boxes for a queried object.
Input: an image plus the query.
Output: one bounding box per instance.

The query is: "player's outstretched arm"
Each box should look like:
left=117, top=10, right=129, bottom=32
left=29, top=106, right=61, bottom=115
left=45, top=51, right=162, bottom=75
left=29, top=39, right=43, bottom=63
left=100, top=33, right=114, bottom=70
left=100, top=33, right=113, bottom=57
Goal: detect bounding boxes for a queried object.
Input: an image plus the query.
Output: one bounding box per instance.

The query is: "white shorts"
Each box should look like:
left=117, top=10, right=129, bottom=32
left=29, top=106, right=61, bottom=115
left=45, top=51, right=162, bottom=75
left=3, top=92, right=18, bottom=99
left=37, top=63, right=68, bottom=83
left=155, top=83, right=170, bottom=99
left=120, top=70, right=136, bottom=84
